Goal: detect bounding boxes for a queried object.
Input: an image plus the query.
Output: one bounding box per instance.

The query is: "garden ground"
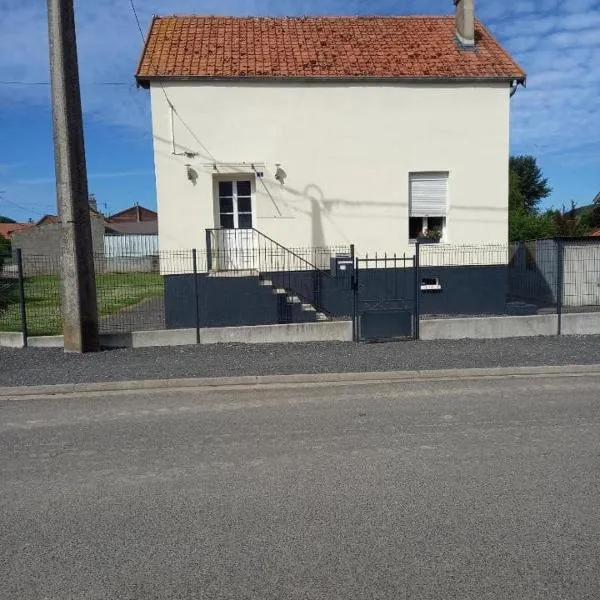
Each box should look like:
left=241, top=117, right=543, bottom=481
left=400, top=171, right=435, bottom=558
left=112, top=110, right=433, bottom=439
left=0, top=273, right=163, bottom=336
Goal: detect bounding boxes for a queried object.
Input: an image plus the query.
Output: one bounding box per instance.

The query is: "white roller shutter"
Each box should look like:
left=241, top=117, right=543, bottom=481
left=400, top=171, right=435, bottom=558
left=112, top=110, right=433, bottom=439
left=409, top=173, right=448, bottom=217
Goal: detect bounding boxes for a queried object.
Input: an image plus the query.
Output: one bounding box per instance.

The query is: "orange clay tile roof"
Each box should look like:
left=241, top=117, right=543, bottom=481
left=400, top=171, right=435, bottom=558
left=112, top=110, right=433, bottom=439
left=0, top=223, right=32, bottom=240
left=136, top=16, right=526, bottom=84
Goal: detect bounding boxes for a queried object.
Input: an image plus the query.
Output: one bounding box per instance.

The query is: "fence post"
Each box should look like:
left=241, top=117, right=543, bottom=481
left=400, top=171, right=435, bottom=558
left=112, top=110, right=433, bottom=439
left=556, top=238, right=564, bottom=336
left=414, top=241, right=421, bottom=340
left=352, top=246, right=358, bottom=342
left=16, top=249, right=28, bottom=347
left=192, top=249, right=201, bottom=345
left=205, top=229, right=213, bottom=272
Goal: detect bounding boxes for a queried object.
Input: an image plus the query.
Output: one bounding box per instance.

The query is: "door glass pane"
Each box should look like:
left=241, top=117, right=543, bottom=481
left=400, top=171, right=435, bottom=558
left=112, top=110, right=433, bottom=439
left=238, top=213, right=253, bottom=229
left=219, top=196, right=233, bottom=213
left=236, top=181, right=251, bottom=197
left=219, top=181, right=233, bottom=197
left=220, top=214, right=234, bottom=229
left=238, top=197, right=252, bottom=213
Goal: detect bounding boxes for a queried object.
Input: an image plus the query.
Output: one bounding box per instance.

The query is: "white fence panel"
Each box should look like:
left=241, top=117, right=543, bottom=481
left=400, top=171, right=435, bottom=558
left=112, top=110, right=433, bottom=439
left=104, top=234, right=159, bottom=257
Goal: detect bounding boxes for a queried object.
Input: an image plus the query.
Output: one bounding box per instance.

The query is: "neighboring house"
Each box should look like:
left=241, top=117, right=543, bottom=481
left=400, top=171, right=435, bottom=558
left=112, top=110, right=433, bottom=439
left=135, top=1, right=526, bottom=329
left=104, top=204, right=159, bottom=259
left=10, top=198, right=160, bottom=276
left=11, top=211, right=105, bottom=275
left=0, top=223, right=32, bottom=243
left=106, top=204, right=157, bottom=225
left=591, top=228, right=600, bottom=238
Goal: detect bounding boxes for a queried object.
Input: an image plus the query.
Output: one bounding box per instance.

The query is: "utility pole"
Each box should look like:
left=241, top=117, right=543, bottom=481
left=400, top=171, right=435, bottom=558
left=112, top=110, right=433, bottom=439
left=47, top=0, right=99, bottom=352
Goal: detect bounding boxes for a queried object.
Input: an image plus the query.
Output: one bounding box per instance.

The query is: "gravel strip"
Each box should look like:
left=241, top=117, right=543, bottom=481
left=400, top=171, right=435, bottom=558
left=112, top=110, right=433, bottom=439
left=1, top=335, right=600, bottom=387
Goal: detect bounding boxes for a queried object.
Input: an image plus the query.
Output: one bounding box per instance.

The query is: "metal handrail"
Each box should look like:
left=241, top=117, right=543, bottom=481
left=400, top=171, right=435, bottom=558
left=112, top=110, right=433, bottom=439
left=205, top=228, right=352, bottom=317
left=250, top=228, right=337, bottom=277
left=205, top=228, right=345, bottom=276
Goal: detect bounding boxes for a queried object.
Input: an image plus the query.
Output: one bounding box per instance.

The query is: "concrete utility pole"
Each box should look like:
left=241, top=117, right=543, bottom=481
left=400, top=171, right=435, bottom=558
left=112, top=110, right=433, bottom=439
left=47, top=0, right=99, bottom=352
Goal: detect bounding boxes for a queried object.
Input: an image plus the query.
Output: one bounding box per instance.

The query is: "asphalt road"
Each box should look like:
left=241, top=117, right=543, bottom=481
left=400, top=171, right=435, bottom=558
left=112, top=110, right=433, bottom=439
left=2, top=372, right=600, bottom=599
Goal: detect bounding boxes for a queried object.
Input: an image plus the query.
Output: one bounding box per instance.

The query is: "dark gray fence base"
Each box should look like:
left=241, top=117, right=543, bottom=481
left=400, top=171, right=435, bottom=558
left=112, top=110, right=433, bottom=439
left=162, top=265, right=509, bottom=332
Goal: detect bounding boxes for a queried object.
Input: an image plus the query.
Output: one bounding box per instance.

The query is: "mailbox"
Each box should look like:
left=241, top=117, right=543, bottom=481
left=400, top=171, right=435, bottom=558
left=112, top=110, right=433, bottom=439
left=330, top=253, right=354, bottom=278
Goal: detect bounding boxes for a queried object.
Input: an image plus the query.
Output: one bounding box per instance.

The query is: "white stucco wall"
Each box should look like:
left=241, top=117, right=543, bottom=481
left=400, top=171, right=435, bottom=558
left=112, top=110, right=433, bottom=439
left=150, top=81, right=511, bottom=259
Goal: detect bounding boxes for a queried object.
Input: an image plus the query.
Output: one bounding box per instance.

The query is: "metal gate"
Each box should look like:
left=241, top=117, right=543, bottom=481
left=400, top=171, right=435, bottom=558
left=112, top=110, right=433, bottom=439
left=353, top=253, right=418, bottom=342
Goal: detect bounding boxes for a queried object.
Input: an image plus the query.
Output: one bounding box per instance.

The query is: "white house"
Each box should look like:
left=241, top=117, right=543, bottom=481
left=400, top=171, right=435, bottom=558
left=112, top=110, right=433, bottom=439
left=137, top=1, right=524, bottom=260
left=136, top=1, right=526, bottom=331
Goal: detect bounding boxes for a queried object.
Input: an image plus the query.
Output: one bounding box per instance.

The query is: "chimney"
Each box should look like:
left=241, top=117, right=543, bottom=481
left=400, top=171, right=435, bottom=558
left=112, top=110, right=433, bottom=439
left=88, top=193, right=98, bottom=212
left=454, top=0, right=475, bottom=47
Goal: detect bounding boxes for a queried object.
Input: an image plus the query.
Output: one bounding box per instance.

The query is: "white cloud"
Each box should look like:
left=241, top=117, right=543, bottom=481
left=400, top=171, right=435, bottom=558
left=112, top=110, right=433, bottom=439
left=0, top=0, right=598, bottom=164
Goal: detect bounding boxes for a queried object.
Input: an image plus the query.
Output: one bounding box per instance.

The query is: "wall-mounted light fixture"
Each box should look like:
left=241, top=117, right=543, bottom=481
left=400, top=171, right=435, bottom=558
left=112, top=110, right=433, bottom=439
left=274, top=164, right=287, bottom=185
left=185, top=164, right=198, bottom=185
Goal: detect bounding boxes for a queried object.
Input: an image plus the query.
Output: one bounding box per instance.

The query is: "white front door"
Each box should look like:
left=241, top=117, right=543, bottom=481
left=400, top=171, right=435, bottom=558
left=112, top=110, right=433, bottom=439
left=217, top=180, right=255, bottom=271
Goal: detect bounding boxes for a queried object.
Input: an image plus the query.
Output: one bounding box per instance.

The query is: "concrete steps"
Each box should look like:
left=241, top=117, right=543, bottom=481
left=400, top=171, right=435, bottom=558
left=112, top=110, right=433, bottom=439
left=258, top=276, right=329, bottom=323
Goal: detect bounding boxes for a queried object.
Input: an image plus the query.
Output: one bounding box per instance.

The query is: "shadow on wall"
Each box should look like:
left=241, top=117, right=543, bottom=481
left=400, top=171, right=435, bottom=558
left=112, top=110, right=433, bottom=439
left=508, top=240, right=558, bottom=306
left=281, top=181, right=402, bottom=249
left=276, top=181, right=508, bottom=250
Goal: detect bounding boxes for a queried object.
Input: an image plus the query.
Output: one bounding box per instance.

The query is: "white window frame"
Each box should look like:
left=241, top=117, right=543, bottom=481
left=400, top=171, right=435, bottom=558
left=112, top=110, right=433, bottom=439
left=408, top=172, right=449, bottom=243
left=409, top=216, right=447, bottom=242
left=213, top=176, right=256, bottom=230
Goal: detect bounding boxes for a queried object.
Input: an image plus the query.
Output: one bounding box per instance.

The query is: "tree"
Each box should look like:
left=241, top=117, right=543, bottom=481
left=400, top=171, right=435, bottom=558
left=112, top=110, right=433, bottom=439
left=0, top=236, right=9, bottom=276
left=509, top=206, right=557, bottom=242
left=589, top=195, right=600, bottom=229
left=509, top=167, right=557, bottom=241
left=508, top=168, right=525, bottom=211
left=0, top=216, right=16, bottom=224
left=553, top=201, right=591, bottom=237
left=509, top=155, right=552, bottom=213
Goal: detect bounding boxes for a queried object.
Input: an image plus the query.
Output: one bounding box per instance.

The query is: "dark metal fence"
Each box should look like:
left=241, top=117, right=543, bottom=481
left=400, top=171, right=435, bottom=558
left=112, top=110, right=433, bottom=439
left=205, top=228, right=348, bottom=272
left=0, top=251, right=25, bottom=337
left=206, top=228, right=351, bottom=318
left=0, top=245, right=352, bottom=340
left=420, top=243, right=508, bottom=268
left=1, top=239, right=599, bottom=344
left=354, top=252, right=418, bottom=342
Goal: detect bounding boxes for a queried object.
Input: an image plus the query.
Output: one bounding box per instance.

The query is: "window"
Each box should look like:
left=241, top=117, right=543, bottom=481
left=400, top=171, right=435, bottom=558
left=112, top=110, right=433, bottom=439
left=409, top=172, right=448, bottom=242
left=218, top=180, right=253, bottom=230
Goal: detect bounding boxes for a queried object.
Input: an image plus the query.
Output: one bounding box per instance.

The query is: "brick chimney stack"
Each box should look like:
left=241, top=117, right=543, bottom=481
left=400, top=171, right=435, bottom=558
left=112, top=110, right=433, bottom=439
left=454, top=0, right=475, bottom=47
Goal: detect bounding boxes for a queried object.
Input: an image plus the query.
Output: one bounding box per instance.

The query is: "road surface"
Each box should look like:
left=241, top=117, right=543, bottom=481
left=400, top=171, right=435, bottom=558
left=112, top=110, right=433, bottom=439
left=1, top=371, right=599, bottom=599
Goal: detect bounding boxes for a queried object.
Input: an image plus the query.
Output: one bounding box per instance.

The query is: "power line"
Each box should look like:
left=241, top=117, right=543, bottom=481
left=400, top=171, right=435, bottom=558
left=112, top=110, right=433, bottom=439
left=0, top=80, right=129, bottom=86
left=0, top=195, right=50, bottom=217
left=128, top=0, right=146, bottom=40
left=127, top=0, right=216, bottom=162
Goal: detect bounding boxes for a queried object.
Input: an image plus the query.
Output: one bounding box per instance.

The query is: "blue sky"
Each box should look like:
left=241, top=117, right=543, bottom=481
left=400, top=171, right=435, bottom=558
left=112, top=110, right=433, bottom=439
left=0, top=0, right=599, bottom=222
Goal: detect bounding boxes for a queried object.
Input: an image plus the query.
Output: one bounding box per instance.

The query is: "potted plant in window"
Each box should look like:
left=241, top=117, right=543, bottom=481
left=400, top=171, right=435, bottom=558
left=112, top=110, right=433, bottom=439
left=417, top=228, right=443, bottom=244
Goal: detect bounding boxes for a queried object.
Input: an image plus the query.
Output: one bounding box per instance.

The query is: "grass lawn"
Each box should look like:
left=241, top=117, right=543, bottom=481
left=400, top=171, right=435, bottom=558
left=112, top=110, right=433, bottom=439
left=0, top=273, right=164, bottom=336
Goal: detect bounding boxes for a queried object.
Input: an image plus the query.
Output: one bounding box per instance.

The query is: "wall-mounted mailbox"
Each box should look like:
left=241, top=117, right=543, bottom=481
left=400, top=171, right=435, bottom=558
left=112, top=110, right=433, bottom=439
left=331, top=253, right=354, bottom=278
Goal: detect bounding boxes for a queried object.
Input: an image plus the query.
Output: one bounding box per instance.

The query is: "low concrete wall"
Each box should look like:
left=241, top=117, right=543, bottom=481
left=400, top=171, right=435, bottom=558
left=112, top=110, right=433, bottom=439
left=561, top=312, right=600, bottom=335
left=199, top=321, right=353, bottom=345
left=28, top=335, right=64, bottom=348
left=4, top=313, right=600, bottom=349
left=132, top=328, right=197, bottom=348
left=0, top=332, right=24, bottom=348
left=420, top=314, right=558, bottom=340
left=133, top=321, right=353, bottom=347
